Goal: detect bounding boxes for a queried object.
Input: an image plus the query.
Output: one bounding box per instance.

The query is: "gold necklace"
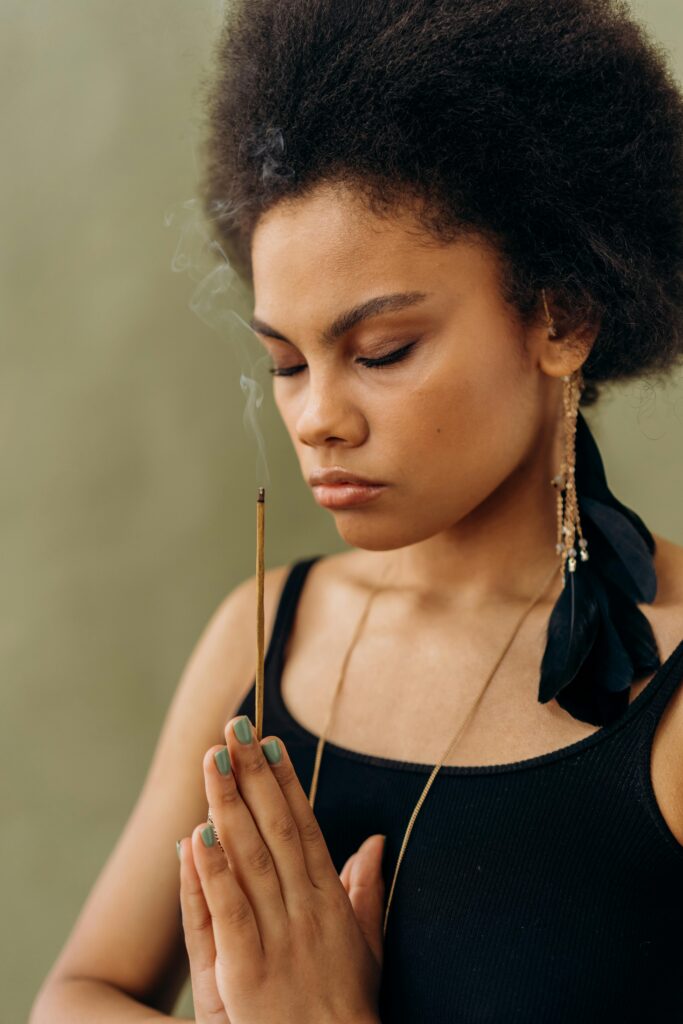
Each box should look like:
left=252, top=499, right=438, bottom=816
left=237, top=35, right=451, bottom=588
left=306, top=558, right=561, bottom=939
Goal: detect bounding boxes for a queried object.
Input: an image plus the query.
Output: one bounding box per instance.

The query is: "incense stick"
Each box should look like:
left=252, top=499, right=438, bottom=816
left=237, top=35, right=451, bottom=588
left=255, top=487, right=265, bottom=741
left=207, top=486, right=265, bottom=847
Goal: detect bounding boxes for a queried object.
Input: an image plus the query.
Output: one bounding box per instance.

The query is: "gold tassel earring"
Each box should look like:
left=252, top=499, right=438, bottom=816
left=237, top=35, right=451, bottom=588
left=543, top=288, right=589, bottom=586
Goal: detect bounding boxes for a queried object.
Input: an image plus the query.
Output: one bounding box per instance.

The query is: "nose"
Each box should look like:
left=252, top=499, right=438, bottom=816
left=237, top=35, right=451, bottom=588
left=294, top=366, right=367, bottom=448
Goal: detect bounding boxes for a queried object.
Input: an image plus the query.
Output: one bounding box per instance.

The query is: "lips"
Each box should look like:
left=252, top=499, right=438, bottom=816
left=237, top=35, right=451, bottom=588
left=307, top=467, right=385, bottom=487
left=311, top=482, right=386, bottom=509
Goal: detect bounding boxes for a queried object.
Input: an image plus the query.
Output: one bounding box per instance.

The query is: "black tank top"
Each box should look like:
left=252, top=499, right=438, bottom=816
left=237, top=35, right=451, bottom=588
left=233, top=556, right=683, bottom=1023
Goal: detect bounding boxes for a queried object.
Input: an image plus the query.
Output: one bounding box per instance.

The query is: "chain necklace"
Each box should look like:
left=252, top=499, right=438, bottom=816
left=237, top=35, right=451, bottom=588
left=306, top=558, right=562, bottom=939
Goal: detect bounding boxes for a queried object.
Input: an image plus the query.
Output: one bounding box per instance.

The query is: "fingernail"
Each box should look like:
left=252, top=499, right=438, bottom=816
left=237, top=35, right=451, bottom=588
left=176, top=839, right=182, bottom=861
left=262, top=739, right=282, bottom=765
left=201, top=824, right=215, bottom=847
left=214, top=746, right=231, bottom=775
left=233, top=716, right=253, bottom=744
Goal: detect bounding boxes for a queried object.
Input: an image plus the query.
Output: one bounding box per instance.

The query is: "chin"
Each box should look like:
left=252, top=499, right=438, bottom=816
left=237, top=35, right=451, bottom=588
left=331, top=514, right=434, bottom=552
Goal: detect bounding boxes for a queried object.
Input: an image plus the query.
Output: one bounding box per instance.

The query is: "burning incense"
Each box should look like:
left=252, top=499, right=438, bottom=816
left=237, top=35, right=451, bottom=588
left=254, top=487, right=265, bottom=741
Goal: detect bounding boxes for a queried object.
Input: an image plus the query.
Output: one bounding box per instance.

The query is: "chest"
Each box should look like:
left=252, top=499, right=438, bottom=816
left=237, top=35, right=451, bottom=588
left=280, top=598, right=683, bottom=845
left=295, top=743, right=683, bottom=1024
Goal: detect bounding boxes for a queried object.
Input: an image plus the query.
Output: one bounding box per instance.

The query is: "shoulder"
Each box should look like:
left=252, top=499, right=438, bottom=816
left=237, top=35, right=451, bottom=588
left=231, top=552, right=368, bottom=662
left=633, top=531, right=683, bottom=679
left=143, top=560, right=297, bottom=789
left=652, top=531, right=683, bottom=599
left=640, top=533, right=683, bottom=847
left=33, top=560, right=299, bottom=1003
left=647, top=529, right=683, bottom=723
left=650, top=531, right=683, bottom=635
left=148, top=560, right=297, bottom=764
left=213, top=561, right=295, bottom=681
left=256, top=549, right=391, bottom=659
left=282, top=548, right=385, bottom=623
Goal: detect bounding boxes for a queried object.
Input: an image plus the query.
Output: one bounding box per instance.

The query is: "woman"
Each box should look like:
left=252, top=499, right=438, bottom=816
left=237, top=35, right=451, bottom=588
left=31, top=1, right=683, bottom=1022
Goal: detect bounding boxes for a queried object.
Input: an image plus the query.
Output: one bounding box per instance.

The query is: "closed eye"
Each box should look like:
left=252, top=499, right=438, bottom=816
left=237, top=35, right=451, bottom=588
left=268, top=339, right=419, bottom=377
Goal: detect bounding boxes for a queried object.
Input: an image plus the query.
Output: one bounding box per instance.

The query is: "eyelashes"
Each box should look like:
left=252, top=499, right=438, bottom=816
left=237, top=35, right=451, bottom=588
left=267, top=339, right=419, bottom=378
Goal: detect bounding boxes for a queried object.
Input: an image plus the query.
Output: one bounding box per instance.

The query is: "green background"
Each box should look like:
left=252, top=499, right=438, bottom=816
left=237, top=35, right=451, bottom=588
left=2, top=2, right=680, bottom=1020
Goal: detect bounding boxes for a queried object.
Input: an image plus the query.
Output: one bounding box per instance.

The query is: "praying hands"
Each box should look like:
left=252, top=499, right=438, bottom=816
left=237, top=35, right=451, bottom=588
left=176, top=715, right=386, bottom=1024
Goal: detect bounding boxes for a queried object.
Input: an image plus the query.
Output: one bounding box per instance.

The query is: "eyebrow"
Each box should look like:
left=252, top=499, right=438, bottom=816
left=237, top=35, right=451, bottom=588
left=248, top=290, right=431, bottom=347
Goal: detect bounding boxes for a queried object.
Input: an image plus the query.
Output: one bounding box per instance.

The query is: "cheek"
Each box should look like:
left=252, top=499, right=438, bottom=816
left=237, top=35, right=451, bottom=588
left=396, top=355, right=532, bottom=492
left=386, top=361, right=509, bottom=455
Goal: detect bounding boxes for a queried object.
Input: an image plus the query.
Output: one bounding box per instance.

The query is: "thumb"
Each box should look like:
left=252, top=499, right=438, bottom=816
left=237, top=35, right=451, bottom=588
left=341, top=834, right=386, bottom=969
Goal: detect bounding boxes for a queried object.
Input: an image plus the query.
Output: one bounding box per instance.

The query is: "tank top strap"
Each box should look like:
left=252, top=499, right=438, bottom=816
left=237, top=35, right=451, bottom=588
left=634, top=632, right=683, bottom=729
left=264, top=555, right=325, bottom=675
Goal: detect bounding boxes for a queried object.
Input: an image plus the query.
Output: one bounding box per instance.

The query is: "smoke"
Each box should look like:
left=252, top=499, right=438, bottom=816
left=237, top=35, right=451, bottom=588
left=164, top=197, right=271, bottom=489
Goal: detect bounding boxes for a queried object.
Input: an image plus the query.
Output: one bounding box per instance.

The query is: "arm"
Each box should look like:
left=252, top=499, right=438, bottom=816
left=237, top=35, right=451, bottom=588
left=29, top=565, right=291, bottom=1024
left=30, top=976, right=193, bottom=1023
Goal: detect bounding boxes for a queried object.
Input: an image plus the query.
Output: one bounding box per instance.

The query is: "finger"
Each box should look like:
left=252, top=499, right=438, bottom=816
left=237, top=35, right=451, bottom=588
left=191, top=821, right=263, bottom=976
left=254, top=731, right=342, bottom=893
left=177, top=837, right=231, bottom=1024
left=203, top=740, right=289, bottom=941
left=346, top=837, right=386, bottom=970
left=339, top=852, right=357, bottom=895
left=223, top=717, right=313, bottom=899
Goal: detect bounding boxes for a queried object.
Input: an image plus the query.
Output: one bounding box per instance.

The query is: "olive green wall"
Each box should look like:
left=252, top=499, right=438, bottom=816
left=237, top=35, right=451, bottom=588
left=2, top=2, right=680, bottom=1021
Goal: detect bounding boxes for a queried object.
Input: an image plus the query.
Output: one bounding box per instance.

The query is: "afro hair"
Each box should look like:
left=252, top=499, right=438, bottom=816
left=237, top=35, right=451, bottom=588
left=199, top=0, right=683, bottom=406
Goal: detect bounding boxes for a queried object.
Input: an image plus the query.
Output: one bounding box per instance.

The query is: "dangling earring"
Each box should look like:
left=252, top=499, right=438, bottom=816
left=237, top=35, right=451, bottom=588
left=537, top=288, right=660, bottom=723
left=542, top=288, right=589, bottom=585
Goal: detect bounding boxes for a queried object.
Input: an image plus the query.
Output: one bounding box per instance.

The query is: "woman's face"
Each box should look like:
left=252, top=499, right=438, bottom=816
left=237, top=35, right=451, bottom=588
left=250, top=183, right=574, bottom=552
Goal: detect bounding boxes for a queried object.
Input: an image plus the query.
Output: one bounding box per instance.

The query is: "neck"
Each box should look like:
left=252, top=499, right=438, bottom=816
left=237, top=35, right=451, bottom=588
left=381, top=443, right=563, bottom=611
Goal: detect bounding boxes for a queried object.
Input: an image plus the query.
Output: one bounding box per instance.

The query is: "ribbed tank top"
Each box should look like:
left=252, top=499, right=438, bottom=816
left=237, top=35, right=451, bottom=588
left=233, top=555, right=683, bottom=1023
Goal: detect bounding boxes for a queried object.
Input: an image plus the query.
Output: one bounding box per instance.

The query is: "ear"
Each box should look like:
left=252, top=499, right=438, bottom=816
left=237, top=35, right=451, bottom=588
left=535, top=290, right=601, bottom=381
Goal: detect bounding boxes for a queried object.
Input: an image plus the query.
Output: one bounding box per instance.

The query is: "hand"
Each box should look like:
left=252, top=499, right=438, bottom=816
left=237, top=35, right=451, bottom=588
left=176, top=715, right=385, bottom=1024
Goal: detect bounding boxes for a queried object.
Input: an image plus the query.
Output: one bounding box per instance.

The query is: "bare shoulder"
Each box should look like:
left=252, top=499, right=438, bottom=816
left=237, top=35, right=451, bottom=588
left=179, top=556, right=299, bottom=702
left=32, top=561, right=293, bottom=1015
left=142, top=559, right=295, bottom=791
left=650, top=531, right=683, bottom=641
left=626, top=530, right=683, bottom=685
left=652, top=531, right=683, bottom=600
left=641, top=532, right=683, bottom=846
left=646, top=529, right=683, bottom=725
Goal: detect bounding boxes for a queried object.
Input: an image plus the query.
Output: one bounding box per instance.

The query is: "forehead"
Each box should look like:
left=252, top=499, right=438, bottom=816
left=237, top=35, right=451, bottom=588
left=250, top=183, right=501, bottom=308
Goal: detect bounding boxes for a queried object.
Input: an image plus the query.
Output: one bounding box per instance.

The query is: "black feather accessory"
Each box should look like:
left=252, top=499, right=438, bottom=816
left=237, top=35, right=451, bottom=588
left=537, top=411, right=661, bottom=726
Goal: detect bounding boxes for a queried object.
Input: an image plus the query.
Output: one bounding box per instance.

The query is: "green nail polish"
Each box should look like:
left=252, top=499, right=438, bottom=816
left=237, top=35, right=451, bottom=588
left=233, top=716, right=253, bottom=744
left=176, top=839, right=182, bottom=861
left=214, top=746, right=231, bottom=775
left=201, top=825, right=215, bottom=847
left=263, top=739, right=282, bottom=765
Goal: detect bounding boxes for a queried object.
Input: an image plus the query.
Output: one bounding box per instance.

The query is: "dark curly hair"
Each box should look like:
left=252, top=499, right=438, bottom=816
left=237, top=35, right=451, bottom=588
left=198, top=0, right=683, bottom=406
